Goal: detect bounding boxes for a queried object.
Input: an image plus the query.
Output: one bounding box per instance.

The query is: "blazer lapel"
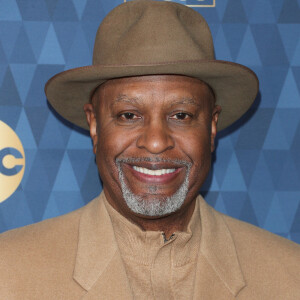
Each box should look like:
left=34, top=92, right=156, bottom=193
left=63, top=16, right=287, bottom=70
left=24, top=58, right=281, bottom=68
left=80, top=251, right=132, bottom=300
left=193, top=254, right=238, bottom=300
left=193, top=196, right=246, bottom=299
left=73, top=193, right=132, bottom=299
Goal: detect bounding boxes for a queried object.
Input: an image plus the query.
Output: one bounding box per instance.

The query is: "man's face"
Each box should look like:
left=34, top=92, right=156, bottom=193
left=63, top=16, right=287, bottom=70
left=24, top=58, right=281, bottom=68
left=84, top=75, right=220, bottom=220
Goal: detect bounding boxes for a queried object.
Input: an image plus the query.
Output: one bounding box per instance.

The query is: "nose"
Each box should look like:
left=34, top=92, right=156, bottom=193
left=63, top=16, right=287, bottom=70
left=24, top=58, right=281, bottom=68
left=136, top=118, right=175, bottom=154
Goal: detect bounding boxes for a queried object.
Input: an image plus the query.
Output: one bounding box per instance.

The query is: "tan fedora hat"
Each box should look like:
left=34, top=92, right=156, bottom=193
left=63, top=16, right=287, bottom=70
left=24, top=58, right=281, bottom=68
left=45, top=0, right=259, bottom=131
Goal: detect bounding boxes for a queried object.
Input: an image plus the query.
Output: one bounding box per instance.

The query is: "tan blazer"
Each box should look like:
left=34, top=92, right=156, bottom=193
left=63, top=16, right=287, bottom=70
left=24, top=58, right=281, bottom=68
left=0, top=193, right=299, bottom=299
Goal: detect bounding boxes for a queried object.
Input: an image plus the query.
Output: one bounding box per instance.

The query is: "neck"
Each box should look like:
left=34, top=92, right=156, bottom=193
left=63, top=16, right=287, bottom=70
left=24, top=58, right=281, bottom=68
left=132, top=200, right=196, bottom=239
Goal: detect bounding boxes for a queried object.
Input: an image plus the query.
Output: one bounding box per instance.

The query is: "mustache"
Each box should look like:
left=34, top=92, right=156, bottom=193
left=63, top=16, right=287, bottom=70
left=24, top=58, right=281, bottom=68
left=116, top=157, right=192, bottom=168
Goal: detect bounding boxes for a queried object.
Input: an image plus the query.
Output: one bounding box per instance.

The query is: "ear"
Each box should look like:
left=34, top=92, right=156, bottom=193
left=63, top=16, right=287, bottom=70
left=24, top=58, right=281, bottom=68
left=211, top=105, right=222, bottom=152
left=84, top=103, right=98, bottom=154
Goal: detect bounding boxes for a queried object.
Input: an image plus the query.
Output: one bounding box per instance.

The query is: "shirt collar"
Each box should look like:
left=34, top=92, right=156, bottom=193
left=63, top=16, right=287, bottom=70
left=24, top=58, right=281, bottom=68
left=104, top=196, right=201, bottom=266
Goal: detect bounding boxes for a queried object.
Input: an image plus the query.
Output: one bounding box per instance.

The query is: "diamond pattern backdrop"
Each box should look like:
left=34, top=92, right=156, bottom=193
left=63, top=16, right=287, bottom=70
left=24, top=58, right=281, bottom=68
left=0, top=0, right=299, bottom=243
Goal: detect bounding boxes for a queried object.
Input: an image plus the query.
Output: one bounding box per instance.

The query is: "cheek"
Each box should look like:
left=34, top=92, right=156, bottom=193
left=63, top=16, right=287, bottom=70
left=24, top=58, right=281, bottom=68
left=191, top=142, right=211, bottom=180
left=178, top=128, right=211, bottom=161
left=95, top=125, right=135, bottom=175
left=177, top=130, right=212, bottom=184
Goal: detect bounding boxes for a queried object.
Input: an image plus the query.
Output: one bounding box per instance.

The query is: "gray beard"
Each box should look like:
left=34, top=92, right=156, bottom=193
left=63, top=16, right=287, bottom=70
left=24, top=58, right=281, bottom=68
left=116, top=158, right=191, bottom=217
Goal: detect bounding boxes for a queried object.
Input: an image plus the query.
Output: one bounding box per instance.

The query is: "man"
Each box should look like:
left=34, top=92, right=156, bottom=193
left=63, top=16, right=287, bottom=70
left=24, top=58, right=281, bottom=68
left=0, top=0, right=299, bottom=299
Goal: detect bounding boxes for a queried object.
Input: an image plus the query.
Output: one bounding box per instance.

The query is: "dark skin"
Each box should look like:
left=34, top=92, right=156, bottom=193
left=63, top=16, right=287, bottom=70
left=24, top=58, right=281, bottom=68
left=84, top=75, right=221, bottom=238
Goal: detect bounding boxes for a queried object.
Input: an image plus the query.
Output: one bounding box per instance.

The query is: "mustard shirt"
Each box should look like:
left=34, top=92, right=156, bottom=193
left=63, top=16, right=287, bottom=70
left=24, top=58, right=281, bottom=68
left=105, top=198, right=201, bottom=299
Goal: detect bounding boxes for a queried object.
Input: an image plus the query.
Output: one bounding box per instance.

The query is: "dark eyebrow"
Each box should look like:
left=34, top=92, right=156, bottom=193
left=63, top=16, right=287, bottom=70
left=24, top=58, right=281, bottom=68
left=170, top=97, right=202, bottom=108
left=112, top=94, right=139, bottom=106
left=111, top=95, right=203, bottom=109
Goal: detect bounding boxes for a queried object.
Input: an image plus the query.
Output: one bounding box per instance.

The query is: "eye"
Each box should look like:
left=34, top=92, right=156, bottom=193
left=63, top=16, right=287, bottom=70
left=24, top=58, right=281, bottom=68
left=118, top=112, right=141, bottom=121
left=170, top=112, right=192, bottom=120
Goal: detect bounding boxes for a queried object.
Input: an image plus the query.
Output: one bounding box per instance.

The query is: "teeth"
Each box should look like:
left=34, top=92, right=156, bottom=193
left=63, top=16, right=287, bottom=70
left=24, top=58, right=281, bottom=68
left=133, top=166, right=176, bottom=176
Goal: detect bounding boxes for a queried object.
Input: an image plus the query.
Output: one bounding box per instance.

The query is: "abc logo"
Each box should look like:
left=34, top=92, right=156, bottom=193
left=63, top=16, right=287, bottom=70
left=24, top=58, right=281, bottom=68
left=0, top=121, right=25, bottom=203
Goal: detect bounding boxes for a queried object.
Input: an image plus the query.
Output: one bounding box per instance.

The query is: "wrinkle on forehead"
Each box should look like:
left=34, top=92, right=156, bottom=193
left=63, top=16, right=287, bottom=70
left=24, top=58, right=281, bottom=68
left=110, top=95, right=208, bottom=112
left=92, top=75, right=216, bottom=111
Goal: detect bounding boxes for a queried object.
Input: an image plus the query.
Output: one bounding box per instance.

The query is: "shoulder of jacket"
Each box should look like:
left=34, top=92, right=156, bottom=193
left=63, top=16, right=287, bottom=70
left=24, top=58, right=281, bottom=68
left=220, top=212, right=299, bottom=281
left=215, top=212, right=300, bottom=298
left=0, top=203, right=86, bottom=254
left=221, top=212, right=299, bottom=252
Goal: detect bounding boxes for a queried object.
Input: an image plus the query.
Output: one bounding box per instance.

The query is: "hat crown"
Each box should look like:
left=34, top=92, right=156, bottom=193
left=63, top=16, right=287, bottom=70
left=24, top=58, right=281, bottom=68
left=93, top=0, right=215, bottom=66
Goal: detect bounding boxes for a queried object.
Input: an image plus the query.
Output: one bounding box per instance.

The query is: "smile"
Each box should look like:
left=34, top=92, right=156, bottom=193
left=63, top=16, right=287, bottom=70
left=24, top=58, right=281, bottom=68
left=127, top=164, right=183, bottom=185
left=132, top=166, right=176, bottom=176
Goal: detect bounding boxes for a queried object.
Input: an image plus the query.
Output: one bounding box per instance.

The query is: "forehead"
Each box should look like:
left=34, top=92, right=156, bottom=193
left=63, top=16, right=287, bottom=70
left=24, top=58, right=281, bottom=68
left=93, top=75, right=213, bottom=105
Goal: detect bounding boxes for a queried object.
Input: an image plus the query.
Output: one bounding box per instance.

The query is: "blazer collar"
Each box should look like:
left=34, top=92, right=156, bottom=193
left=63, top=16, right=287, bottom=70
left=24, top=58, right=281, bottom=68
left=197, top=195, right=246, bottom=297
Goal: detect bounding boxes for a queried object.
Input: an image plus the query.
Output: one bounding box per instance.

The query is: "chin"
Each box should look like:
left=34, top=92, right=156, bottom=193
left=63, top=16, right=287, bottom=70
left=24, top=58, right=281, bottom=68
left=121, top=178, right=190, bottom=217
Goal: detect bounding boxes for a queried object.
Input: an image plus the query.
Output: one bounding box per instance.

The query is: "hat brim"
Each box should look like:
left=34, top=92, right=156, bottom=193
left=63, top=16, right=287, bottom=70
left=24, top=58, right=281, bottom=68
left=45, top=60, right=258, bottom=131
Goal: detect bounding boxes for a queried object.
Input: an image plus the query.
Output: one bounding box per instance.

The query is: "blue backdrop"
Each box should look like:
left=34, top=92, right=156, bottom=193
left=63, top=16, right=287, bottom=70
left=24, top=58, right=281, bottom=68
left=0, top=0, right=299, bottom=243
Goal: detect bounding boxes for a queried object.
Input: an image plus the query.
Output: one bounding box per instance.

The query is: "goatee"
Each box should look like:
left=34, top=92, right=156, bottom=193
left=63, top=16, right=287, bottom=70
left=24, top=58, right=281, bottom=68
left=116, top=157, right=191, bottom=217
